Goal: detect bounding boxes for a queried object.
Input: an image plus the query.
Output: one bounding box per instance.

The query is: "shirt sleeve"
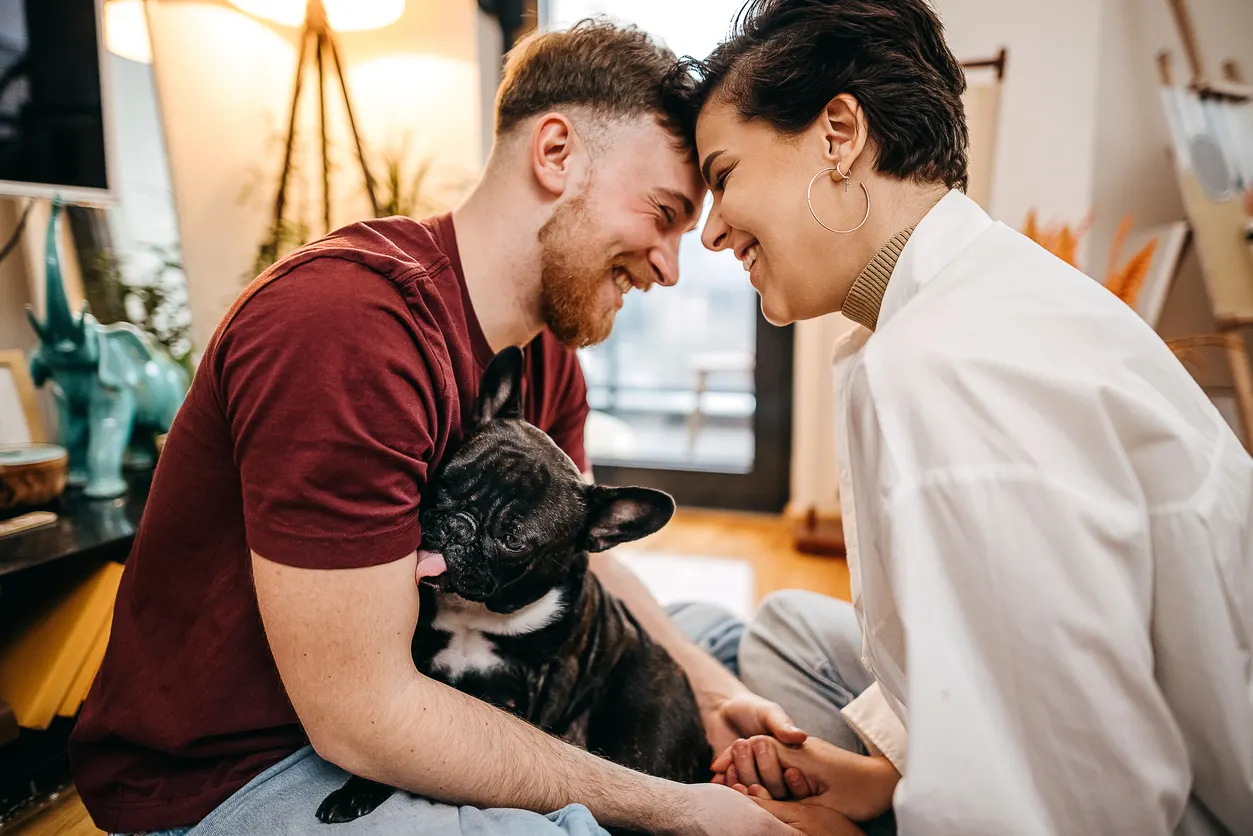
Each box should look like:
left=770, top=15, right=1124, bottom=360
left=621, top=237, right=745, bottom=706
left=215, top=262, right=442, bottom=570
left=841, top=682, right=908, bottom=775
left=888, top=470, right=1190, bottom=836
left=542, top=340, right=590, bottom=473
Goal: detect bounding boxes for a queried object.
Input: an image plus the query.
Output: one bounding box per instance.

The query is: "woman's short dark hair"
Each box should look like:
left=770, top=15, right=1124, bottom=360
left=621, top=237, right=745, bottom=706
left=675, top=0, right=969, bottom=190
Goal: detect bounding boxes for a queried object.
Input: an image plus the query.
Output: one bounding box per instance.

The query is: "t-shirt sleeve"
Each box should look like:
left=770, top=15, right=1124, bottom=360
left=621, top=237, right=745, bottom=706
left=215, top=261, right=441, bottom=569
left=544, top=342, right=591, bottom=474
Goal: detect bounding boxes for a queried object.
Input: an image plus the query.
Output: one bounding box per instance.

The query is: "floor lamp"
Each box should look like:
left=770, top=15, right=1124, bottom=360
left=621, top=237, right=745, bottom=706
left=229, top=0, right=402, bottom=263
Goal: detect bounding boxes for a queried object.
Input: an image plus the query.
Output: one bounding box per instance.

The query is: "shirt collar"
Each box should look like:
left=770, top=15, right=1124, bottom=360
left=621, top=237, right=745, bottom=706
left=877, top=189, right=995, bottom=330
left=842, top=227, right=914, bottom=331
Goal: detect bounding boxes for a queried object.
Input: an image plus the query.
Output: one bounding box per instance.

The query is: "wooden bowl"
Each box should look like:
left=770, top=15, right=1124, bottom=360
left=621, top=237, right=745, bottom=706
left=0, top=444, right=69, bottom=511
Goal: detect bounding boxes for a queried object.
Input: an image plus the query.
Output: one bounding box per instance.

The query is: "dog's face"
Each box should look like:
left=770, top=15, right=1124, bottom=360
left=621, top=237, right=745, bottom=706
left=419, top=348, right=675, bottom=614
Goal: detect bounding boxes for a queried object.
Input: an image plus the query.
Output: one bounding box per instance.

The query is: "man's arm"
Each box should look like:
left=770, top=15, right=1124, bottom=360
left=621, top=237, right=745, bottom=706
left=254, top=549, right=794, bottom=836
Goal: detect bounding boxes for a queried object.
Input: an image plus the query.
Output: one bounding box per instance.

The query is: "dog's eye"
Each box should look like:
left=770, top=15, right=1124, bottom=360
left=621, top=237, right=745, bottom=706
left=502, top=530, right=527, bottom=553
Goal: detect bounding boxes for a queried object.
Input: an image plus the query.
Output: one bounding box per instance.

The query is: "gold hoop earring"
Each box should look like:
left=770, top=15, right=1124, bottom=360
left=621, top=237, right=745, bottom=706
left=807, top=163, right=871, bottom=234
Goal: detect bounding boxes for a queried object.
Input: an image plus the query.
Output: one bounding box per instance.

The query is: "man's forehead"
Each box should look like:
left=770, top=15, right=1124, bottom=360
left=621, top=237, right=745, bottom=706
left=600, top=117, right=703, bottom=195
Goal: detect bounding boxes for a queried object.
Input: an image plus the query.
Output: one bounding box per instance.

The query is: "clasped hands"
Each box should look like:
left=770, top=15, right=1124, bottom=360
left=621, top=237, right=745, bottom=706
left=705, top=693, right=899, bottom=835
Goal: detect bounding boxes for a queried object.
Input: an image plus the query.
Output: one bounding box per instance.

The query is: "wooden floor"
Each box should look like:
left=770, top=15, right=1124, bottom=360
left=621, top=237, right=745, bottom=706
left=10, top=510, right=848, bottom=836
left=7, top=788, right=100, bottom=836
left=634, top=507, right=851, bottom=605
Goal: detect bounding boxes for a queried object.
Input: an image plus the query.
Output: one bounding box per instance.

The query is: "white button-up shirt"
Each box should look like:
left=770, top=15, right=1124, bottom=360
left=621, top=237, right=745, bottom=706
left=833, top=190, right=1253, bottom=835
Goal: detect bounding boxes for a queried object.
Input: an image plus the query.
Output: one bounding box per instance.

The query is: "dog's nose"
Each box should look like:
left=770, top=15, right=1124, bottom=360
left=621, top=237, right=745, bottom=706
left=446, top=512, right=477, bottom=545
left=456, top=573, right=494, bottom=601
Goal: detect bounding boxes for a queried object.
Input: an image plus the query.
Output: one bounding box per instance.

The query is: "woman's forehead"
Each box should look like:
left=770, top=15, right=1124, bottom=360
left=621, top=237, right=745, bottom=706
left=695, top=98, right=746, bottom=147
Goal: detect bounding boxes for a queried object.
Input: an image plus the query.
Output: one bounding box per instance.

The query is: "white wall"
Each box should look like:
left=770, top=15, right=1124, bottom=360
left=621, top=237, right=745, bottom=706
left=932, top=0, right=1104, bottom=234
left=477, top=10, right=504, bottom=164
left=789, top=312, right=856, bottom=517
left=147, top=2, right=483, bottom=352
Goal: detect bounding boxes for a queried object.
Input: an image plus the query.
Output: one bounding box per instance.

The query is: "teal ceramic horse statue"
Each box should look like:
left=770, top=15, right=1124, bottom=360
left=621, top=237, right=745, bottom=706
left=26, top=197, right=189, bottom=498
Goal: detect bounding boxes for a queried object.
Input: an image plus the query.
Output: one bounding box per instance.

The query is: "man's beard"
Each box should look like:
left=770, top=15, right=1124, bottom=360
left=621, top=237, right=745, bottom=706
left=538, top=195, right=619, bottom=349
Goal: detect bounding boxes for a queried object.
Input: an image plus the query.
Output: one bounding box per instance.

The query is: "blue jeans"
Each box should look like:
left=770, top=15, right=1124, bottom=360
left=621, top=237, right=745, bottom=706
left=120, top=747, right=605, bottom=836
left=128, top=593, right=889, bottom=836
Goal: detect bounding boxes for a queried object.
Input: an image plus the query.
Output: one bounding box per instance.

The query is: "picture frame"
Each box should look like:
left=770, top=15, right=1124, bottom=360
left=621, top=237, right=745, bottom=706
left=0, top=350, right=46, bottom=445
left=1124, top=221, right=1191, bottom=329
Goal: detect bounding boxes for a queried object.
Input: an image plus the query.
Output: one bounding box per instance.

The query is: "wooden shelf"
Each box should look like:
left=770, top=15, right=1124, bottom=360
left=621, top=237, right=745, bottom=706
left=0, top=471, right=150, bottom=833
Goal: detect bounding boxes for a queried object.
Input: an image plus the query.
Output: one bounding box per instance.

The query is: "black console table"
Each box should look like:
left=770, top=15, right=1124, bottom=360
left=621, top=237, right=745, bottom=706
left=0, top=470, right=151, bottom=580
left=0, top=470, right=151, bottom=831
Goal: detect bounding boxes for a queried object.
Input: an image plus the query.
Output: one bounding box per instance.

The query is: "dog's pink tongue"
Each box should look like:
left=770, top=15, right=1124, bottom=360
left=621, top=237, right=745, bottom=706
left=416, top=550, right=447, bottom=580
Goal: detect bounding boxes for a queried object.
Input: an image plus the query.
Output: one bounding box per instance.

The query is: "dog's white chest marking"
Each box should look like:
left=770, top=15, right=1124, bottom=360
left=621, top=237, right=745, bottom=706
left=429, top=588, right=564, bottom=678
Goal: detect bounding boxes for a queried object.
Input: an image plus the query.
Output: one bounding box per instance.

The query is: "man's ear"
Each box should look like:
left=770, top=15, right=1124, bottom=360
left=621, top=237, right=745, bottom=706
left=583, top=486, right=676, bottom=553
left=473, top=347, right=523, bottom=426
left=530, top=113, right=579, bottom=197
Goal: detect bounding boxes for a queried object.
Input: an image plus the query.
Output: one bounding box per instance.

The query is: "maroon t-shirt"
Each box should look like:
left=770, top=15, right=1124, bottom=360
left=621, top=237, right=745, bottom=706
left=68, top=214, right=590, bottom=833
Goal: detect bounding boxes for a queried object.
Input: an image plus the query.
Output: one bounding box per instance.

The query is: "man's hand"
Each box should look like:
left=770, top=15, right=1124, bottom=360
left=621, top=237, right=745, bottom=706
left=672, top=784, right=812, bottom=836
left=711, top=735, right=898, bottom=823
left=703, top=692, right=808, bottom=757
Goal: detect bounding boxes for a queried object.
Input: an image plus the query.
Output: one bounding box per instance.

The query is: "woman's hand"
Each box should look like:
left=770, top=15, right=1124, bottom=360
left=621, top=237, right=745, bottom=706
left=711, top=735, right=899, bottom=822
left=747, top=791, right=867, bottom=836
left=701, top=692, right=808, bottom=756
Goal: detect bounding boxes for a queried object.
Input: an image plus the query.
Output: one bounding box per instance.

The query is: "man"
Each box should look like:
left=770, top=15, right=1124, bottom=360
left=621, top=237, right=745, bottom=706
left=70, top=21, right=809, bottom=836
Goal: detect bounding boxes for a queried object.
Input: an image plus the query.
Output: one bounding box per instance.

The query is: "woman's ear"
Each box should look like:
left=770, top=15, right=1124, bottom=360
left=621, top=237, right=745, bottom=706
left=530, top=113, right=579, bottom=197
left=819, top=93, right=869, bottom=173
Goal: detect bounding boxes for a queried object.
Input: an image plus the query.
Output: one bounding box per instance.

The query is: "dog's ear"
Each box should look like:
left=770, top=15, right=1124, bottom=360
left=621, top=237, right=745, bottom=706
left=583, top=486, right=676, bottom=553
left=474, top=347, right=524, bottom=425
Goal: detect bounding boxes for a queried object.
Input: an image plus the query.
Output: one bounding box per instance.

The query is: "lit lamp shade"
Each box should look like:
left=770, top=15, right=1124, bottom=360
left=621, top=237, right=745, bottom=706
left=227, top=0, right=405, bottom=32
left=104, top=0, right=152, bottom=64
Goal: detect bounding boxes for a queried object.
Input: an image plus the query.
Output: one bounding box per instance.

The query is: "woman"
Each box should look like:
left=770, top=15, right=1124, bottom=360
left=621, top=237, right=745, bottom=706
left=677, top=1, right=1253, bottom=834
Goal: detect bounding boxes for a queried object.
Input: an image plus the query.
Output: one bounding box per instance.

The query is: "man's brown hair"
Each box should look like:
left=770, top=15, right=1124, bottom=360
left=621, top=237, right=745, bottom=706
left=494, top=18, right=696, bottom=151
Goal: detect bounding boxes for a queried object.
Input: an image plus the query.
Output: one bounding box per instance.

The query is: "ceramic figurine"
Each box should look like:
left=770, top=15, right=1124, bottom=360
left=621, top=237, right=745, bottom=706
left=25, top=197, right=188, bottom=498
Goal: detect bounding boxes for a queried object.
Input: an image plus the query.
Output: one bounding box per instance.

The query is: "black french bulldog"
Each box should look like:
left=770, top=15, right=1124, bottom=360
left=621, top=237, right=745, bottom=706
left=317, top=347, right=711, bottom=825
